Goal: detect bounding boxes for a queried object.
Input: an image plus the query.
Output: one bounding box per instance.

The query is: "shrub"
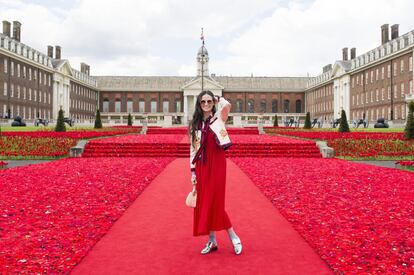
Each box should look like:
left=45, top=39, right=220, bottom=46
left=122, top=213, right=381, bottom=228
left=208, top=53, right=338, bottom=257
left=55, top=108, right=66, bottom=132
left=404, top=101, right=414, bottom=139
left=127, top=113, right=133, bottom=126
left=339, top=110, right=350, bottom=133
left=94, top=109, right=102, bottom=129
left=273, top=115, right=278, bottom=127
left=304, top=112, right=311, bottom=129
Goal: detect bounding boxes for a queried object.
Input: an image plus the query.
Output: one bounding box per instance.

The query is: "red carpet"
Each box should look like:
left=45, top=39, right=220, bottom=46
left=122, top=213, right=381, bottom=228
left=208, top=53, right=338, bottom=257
left=71, top=158, right=331, bottom=274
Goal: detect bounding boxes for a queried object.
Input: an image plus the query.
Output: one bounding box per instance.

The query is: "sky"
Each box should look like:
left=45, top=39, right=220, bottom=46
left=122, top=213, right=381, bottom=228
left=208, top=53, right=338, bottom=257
left=1, top=0, right=414, bottom=77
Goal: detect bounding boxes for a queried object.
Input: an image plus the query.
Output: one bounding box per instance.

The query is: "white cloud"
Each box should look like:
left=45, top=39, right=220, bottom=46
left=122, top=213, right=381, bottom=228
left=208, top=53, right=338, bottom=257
left=1, top=0, right=414, bottom=76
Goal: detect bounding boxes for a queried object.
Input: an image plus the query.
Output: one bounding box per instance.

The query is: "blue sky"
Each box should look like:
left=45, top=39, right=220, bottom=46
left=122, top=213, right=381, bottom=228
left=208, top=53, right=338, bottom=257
left=1, top=0, right=413, bottom=77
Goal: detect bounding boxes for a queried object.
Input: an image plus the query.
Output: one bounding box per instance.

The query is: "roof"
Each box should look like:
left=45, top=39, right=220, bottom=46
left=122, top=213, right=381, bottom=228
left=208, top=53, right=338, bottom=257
left=96, top=75, right=310, bottom=92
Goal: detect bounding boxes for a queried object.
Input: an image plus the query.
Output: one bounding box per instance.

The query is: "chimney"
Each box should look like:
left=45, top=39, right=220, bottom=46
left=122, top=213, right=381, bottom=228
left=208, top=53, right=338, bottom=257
left=381, top=24, right=389, bottom=44
left=80, top=62, right=86, bottom=73
left=2, top=20, right=11, bottom=37
left=342, top=47, right=348, bottom=61
left=322, top=64, right=332, bottom=73
left=12, top=21, right=21, bottom=42
left=55, top=45, right=61, bottom=59
left=391, top=24, right=399, bottom=39
left=86, top=64, right=90, bottom=76
left=350, top=48, right=356, bottom=59
left=47, top=45, right=53, bottom=58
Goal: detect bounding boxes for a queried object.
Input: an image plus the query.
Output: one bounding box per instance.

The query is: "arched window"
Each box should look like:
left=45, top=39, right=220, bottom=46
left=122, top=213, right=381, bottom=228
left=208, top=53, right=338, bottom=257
left=236, top=100, right=243, bottom=113
left=115, top=99, right=121, bottom=113
left=260, top=100, right=266, bottom=113
left=272, top=100, right=278, bottom=113
left=283, top=100, right=290, bottom=113
left=175, top=100, right=181, bottom=112
left=247, top=100, right=254, bottom=113
left=295, top=100, right=302, bottom=113
left=103, top=98, right=109, bottom=112
left=139, top=100, right=145, bottom=112
left=127, top=98, right=133, bottom=113
left=163, top=100, right=169, bottom=113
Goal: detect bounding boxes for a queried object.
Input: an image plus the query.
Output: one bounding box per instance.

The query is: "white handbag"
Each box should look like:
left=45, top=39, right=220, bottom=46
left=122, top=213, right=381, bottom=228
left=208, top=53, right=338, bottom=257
left=185, top=190, right=197, bottom=208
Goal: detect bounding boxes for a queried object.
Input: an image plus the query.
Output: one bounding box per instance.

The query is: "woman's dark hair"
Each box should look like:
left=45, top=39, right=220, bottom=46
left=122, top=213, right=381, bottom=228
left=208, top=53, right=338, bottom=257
left=189, top=90, right=216, bottom=147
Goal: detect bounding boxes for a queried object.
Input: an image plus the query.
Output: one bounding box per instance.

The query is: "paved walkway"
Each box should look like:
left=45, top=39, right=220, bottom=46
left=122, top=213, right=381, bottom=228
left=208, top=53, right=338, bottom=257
left=71, top=158, right=332, bottom=274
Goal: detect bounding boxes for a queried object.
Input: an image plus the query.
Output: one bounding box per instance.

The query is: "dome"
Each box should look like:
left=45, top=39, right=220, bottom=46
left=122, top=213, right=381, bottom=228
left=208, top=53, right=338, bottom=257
left=197, top=45, right=208, bottom=57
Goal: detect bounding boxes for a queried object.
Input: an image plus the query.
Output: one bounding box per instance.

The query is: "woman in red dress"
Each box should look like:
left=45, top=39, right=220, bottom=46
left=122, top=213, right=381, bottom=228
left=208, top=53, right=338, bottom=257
left=188, top=90, right=242, bottom=255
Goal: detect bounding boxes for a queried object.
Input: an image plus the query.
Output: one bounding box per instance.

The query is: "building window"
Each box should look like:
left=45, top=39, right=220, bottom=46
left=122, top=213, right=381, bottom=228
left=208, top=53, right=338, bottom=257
left=17, top=64, right=20, bottom=77
left=247, top=100, right=254, bottom=113
left=283, top=100, right=290, bottom=113
left=3, top=59, right=7, bottom=73
left=260, top=100, right=266, bottom=113
left=127, top=99, right=133, bottom=113
left=401, top=83, right=405, bottom=96
left=394, top=85, right=398, bottom=98
left=11, top=62, right=14, bottom=76
left=103, top=99, right=109, bottom=112
left=29, top=68, right=31, bottom=80
left=139, top=100, right=145, bottom=112
left=410, top=80, right=413, bottom=94
left=401, top=60, right=404, bottom=73
left=115, top=99, right=121, bottom=113
left=295, top=100, right=302, bottom=113
left=393, top=62, right=397, bottom=76
left=150, top=101, right=157, bottom=113
left=271, top=100, right=278, bottom=113
left=3, top=82, right=7, bottom=96
left=388, top=64, right=391, bottom=78
left=375, top=89, right=379, bottom=101
left=410, top=56, right=413, bottom=71
left=175, top=100, right=181, bottom=112
left=163, top=101, right=169, bottom=113
left=381, top=67, right=385, bottom=79
left=376, top=69, right=379, bottom=81
left=235, top=100, right=242, bottom=113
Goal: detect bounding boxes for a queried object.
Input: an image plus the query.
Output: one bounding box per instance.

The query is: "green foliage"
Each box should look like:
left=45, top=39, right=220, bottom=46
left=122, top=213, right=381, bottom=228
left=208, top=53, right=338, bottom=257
left=273, top=115, right=278, bottom=127
left=404, top=101, right=414, bottom=139
left=127, top=113, right=133, bottom=126
left=55, top=108, right=66, bottom=132
left=94, top=109, right=102, bottom=129
left=339, top=110, right=350, bottom=133
left=304, top=112, right=311, bottom=129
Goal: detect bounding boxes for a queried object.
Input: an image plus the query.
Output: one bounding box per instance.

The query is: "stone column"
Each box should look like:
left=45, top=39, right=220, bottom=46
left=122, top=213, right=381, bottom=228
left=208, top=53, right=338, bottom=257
left=184, top=95, right=188, bottom=125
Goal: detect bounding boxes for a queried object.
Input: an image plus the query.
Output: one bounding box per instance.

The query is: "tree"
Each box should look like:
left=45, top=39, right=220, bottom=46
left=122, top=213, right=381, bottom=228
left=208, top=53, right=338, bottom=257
left=55, top=108, right=66, bottom=132
left=127, top=113, right=133, bottom=126
left=339, top=110, right=350, bottom=132
left=94, top=109, right=102, bottom=129
left=273, top=114, right=278, bottom=127
left=404, top=101, right=414, bottom=139
left=304, top=112, right=311, bottom=129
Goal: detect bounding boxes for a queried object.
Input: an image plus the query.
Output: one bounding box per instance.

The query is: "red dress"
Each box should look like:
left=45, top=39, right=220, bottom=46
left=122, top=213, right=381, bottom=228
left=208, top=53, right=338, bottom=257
left=193, top=127, right=232, bottom=236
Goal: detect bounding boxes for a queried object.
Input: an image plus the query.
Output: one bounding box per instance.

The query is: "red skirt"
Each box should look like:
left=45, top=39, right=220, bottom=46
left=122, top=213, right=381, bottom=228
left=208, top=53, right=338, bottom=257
left=193, top=128, right=232, bottom=236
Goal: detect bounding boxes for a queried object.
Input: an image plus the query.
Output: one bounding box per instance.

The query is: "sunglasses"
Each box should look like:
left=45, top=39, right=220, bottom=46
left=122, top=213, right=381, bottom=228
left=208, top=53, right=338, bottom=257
left=200, top=100, right=213, bottom=105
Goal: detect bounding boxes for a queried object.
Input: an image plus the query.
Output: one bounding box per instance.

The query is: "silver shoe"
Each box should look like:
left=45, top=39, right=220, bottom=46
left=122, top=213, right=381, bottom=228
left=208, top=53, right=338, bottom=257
left=232, top=238, right=242, bottom=255
left=201, top=241, right=218, bottom=254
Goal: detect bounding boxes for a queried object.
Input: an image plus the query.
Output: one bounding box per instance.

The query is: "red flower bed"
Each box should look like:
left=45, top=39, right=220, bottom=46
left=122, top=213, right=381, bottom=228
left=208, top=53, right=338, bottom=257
left=328, top=139, right=414, bottom=158
left=0, top=157, right=174, bottom=273
left=232, top=157, right=414, bottom=274
left=90, top=134, right=186, bottom=144
left=396, top=161, right=414, bottom=167
left=230, top=134, right=315, bottom=144
left=1, top=137, right=77, bottom=157
left=1, top=127, right=139, bottom=139
left=272, top=131, right=404, bottom=141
